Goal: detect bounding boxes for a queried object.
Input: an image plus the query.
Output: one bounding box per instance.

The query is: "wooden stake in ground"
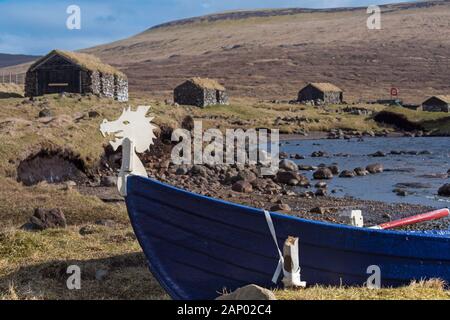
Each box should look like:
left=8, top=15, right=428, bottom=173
left=282, top=236, right=306, bottom=289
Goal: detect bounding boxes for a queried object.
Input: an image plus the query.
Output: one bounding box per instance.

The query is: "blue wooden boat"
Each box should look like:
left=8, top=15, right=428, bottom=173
left=125, top=175, right=450, bottom=300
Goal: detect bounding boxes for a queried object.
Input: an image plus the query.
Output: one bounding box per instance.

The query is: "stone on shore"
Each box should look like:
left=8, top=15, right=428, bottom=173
left=279, top=159, right=298, bottom=172
left=298, top=165, right=317, bottom=171
left=236, top=170, right=257, bottom=183
left=270, top=203, right=291, bottom=212
left=315, top=188, right=327, bottom=197
left=315, top=181, right=327, bottom=189
left=310, top=207, right=330, bottom=214
left=190, top=165, right=208, bottom=177
left=311, top=151, right=329, bottom=158
left=216, top=284, right=276, bottom=301
left=328, top=165, right=340, bottom=175
left=276, top=171, right=310, bottom=186
left=101, top=176, right=117, bottom=187
left=339, top=170, right=356, bottom=178
left=371, top=151, right=386, bottom=157
left=438, top=184, right=450, bottom=197
left=232, top=180, right=253, bottom=193
left=175, top=166, right=190, bottom=175
left=366, top=163, right=384, bottom=174
left=313, top=167, right=334, bottom=180
left=354, top=167, right=369, bottom=176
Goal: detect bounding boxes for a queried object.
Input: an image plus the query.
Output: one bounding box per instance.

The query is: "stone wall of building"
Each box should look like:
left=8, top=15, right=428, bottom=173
left=217, top=90, right=229, bottom=105
left=323, top=92, right=343, bottom=104
left=114, top=75, right=128, bottom=102
left=100, top=73, right=115, bottom=98
left=79, top=70, right=100, bottom=95
left=203, top=88, right=218, bottom=107
left=90, top=71, right=101, bottom=95
left=203, top=89, right=229, bottom=107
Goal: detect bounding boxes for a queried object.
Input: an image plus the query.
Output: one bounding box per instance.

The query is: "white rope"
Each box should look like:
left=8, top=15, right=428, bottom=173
left=264, top=210, right=285, bottom=284
left=264, top=210, right=305, bottom=287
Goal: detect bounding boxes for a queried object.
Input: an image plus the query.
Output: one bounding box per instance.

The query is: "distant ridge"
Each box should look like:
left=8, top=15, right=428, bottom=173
left=146, top=0, right=440, bottom=31
left=0, top=53, right=40, bottom=68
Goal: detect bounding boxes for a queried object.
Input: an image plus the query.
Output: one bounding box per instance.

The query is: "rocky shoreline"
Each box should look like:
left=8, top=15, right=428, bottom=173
left=84, top=142, right=449, bottom=231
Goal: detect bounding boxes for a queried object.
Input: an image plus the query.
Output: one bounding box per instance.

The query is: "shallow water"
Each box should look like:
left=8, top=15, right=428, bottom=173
left=281, top=137, right=450, bottom=208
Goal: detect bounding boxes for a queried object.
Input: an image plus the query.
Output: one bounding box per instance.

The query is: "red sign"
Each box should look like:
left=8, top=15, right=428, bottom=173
left=390, top=87, right=399, bottom=97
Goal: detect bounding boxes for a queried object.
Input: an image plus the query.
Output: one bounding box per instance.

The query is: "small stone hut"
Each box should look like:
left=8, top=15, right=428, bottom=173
left=174, top=77, right=228, bottom=107
left=25, top=49, right=128, bottom=101
left=422, top=95, right=450, bottom=112
left=298, top=83, right=343, bottom=104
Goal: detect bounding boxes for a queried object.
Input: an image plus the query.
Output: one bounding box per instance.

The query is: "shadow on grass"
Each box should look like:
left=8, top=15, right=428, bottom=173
left=0, top=252, right=169, bottom=300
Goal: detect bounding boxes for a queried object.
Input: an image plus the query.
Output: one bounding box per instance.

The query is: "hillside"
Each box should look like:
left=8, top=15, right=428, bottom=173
left=3, top=1, right=450, bottom=103
left=0, top=53, right=39, bottom=68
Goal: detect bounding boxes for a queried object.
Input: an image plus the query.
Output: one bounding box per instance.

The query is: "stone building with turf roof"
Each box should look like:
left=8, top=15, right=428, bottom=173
left=25, top=49, right=128, bottom=101
left=174, top=77, right=229, bottom=107
left=422, top=95, right=450, bottom=112
left=298, top=82, right=343, bottom=104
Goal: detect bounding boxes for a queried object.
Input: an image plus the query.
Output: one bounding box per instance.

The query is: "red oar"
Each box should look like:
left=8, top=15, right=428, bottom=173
left=370, top=208, right=450, bottom=230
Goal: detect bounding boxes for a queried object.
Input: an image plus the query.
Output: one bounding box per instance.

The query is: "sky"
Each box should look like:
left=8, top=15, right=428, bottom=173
left=0, top=0, right=413, bottom=55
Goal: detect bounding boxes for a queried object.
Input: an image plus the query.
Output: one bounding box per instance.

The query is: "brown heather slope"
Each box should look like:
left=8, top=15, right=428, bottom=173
left=3, top=1, right=450, bottom=103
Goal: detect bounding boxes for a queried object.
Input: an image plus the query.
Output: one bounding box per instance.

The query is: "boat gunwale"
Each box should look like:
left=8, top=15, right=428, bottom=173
left=131, top=189, right=450, bottom=263
left=129, top=176, right=450, bottom=241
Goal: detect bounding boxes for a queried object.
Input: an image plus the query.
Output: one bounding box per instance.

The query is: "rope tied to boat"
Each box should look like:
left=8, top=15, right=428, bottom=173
left=263, top=210, right=300, bottom=286
left=263, top=210, right=284, bottom=283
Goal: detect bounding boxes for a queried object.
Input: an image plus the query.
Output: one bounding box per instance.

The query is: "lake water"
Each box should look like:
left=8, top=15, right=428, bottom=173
left=281, top=137, right=450, bottom=208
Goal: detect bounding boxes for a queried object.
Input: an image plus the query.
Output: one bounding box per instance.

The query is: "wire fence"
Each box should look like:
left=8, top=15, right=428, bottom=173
left=0, top=72, right=26, bottom=85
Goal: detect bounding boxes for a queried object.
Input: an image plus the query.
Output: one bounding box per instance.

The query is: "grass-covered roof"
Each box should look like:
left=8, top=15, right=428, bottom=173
left=29, top=49, right=126, bottom=78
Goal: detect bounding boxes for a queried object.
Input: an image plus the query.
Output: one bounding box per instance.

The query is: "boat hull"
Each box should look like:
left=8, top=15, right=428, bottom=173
left=126, top=176, right=450, bottom=300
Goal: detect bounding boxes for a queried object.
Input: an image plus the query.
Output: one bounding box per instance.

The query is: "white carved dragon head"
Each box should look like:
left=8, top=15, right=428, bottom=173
left=100, top=106, right=156, bottom=153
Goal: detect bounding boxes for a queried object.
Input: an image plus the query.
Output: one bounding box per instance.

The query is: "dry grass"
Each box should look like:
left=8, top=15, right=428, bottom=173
left=0, top=84, right=23, bottom=99
left=187, top=77, right=226, bottom=90
left=0, top=177, right=128, bottom=227
left=276, top=279, right=450, bottom=300
left=0, top=226, right=168, bottom=300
